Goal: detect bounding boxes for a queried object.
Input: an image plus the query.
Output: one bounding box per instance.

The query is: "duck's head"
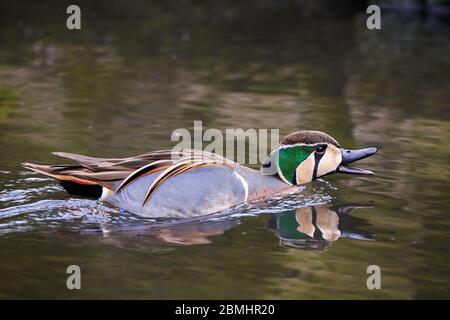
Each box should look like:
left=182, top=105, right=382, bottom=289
left=261, top=130, right=378, bottom=185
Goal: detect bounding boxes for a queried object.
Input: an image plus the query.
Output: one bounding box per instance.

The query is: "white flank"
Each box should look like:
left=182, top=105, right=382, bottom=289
left=100, top=187, right=113, bottom=201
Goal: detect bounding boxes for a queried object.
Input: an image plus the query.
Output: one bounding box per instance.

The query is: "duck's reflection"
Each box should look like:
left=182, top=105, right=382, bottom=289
left=89, top=203, right=374, bottom=250
left=266, top=204, right=374, bottom=250
left=151, top=219, right=238, bottom=245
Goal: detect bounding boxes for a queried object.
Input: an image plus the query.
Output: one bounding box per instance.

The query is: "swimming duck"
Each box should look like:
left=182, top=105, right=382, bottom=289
left=23, top=130, right=377, bottom=218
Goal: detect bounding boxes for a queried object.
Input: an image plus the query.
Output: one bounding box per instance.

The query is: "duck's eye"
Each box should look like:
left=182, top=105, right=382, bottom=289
left=316, top=144, right=327, bottom=154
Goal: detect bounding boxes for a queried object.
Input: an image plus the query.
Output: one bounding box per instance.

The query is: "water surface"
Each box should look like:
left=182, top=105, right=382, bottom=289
left=0, top=1, right=449, bottom=299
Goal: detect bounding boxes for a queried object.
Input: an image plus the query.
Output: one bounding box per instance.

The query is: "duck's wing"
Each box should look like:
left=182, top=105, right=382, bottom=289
left=52, top=149, right=225, bottom=170
left=21, top=162, right=131, bottom=190
left=22, top=150, right=180, bottom=190
left=51, top=150, right=177, bottom=171
left=23, top=149, right=232, bottom=195
left=113, top=150, right=234, bottom=204
left=139, top=156, right=234, bottom=206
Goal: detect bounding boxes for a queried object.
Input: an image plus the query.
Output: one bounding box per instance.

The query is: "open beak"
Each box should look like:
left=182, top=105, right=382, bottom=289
left=337, top=147, right=378, bottom=175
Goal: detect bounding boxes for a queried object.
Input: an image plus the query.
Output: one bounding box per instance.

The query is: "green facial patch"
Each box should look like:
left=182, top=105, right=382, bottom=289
left=278, top=145, right=315, bottom=184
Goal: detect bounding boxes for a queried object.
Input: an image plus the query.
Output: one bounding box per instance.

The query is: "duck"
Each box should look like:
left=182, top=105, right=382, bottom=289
left=23, top=130, right=377, bottom=218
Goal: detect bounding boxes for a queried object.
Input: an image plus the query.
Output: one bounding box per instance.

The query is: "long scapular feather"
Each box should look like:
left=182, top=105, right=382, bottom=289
left=52, top=152, right=115, bottom=169
left=141, top=157, right=230, bottom=207
left=115, top=159, right=174, bottom=193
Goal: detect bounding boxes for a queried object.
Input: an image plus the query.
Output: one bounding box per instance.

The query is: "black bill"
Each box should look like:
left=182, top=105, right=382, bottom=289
left=337, top=147, right=378, bottom=175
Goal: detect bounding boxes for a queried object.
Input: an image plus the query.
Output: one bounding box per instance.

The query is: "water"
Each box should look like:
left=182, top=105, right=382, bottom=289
left=0, top=1, right=449, bottom=299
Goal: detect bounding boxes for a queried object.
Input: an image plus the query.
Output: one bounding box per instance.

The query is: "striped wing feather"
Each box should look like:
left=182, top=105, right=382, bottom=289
left=24, top=149, right=233, bottom=197
left=140, top=156, right=233, bottom=206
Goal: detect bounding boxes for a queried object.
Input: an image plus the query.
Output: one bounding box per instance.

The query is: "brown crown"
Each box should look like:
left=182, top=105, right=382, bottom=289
left=280, top=130, right=340, bottom=147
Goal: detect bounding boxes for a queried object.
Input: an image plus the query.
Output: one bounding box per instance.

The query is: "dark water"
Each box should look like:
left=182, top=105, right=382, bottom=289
left=0, top=1, right=449, bottom=299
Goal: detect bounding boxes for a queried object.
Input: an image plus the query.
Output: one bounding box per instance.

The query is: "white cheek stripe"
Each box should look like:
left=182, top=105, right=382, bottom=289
left=234, top=171, right=249, bottom=203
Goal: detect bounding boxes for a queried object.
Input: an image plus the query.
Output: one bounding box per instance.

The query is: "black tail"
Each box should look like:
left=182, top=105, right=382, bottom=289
left=60, top=180, right=103, bottom=199
left=23, top=162, right=104, bottom=199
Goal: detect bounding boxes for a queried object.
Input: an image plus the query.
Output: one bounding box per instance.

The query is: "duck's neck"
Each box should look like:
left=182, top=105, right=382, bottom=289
left=235, top=166, right=292, bottom=202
